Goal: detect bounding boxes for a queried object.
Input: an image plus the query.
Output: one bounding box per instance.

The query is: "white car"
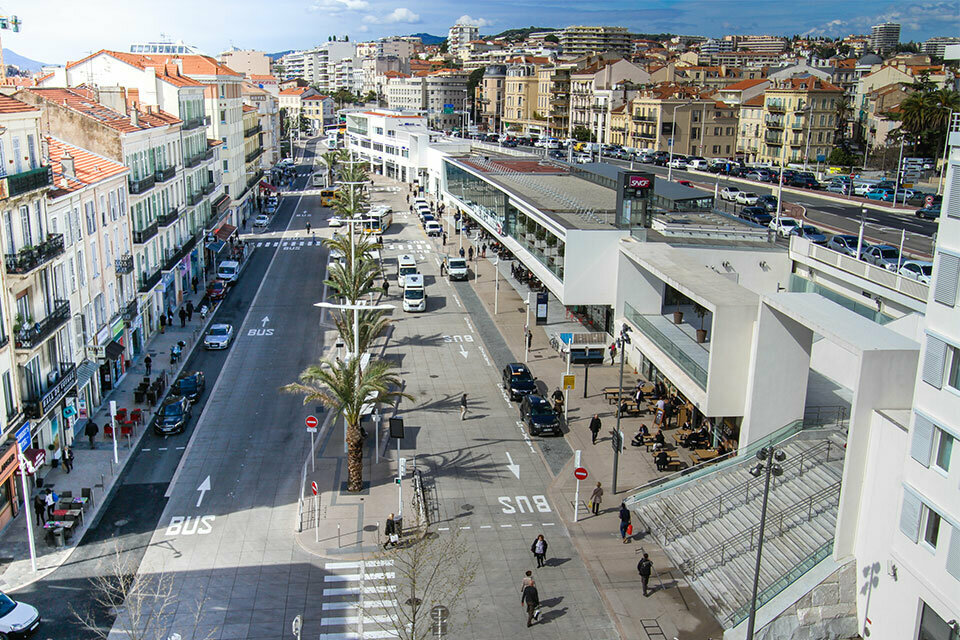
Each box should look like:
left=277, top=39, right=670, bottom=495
left=328, top=216, right=343, bottom=227
left=425, top=221, right=442, bottom=237
left=720, top=186, right=741, bottom=201
left=899, top=260, right=933, bottom=284
left=769, top=216, right=799, bottom=237
left=0, top=592, right=40, bottom=637
left=736, top=192, right=760, bottom=206
left=667, top=158, right=688, bottom=169
left=204, top=323, right=234, bottom=350
left=253, top=214, right=270, bottom=228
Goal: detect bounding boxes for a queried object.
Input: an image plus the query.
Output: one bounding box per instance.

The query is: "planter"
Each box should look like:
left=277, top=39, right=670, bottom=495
left=673, top=311, right=684, bottom=324
left=696, top=329, right=708, bottom=343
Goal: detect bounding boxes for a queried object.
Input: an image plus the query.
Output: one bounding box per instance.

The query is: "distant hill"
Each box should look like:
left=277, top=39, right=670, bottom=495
left=267, top=50, right=295, bottom=61
left=486, top=26, right=557, bottom=42
left=3, top=49, right=45, bottom=72
left=407, top=33, right=445, bottom=46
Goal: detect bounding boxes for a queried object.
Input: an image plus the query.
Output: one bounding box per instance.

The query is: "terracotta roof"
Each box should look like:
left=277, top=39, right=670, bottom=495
left=0, top=94, right=40, bottom=114
left=65, top=50, right=240, bottom=80
left=208, top=138, right=223, bottom=147
left=771, top=77, right=843, bottom=92
left=302, top=95, right=330, bottom=101
left=834, top=59, right=858, bottom=69
left=383, top=70, right=410, bottom=78
left=22, top=87, right=181, bottom=132
left=610, top=104, right=625, bottom=114
left=45, top=136, right=128, bottom=198
left=721, top=78, right=768, bottom=91
left=279, top=87, right=308, bottom=96
left=742, top=95, right=764, bottom=106
left=242, top=104, right=258, bottom=112
left=249, top=74, right=278, bottom=82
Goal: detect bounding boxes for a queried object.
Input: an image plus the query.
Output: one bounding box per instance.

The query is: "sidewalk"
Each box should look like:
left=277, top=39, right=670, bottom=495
left=0, top=282, right=220, bottom=593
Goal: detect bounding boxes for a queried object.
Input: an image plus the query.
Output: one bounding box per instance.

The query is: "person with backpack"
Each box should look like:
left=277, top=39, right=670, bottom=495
left=637, top=553, right=654, bottom=597
left=521, top=581, right=540, bottom=627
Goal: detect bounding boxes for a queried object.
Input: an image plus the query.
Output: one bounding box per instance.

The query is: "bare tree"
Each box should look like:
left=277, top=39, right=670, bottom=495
left=358, top=527, right=479, bottom=640
left=73, top=545, right=216, bottom=640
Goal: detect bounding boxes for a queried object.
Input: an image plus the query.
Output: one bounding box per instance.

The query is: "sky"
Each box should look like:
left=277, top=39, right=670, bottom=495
left=6, top=0, right=960, bottom=66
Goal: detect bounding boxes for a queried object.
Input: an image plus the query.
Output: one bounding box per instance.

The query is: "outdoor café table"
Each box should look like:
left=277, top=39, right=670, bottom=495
left=65, top=496, right=89, bottom=511
left=651, top=449, right=679, bottom=460
left=672, top=429, right=693, bottom=445
left=42, top=520, right=75, bottom=536
left=52, top=508, right=83, bottom=526
left=692, top=449, right=721, bottom=464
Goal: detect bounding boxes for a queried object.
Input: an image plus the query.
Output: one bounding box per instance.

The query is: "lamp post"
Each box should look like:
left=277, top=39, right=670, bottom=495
left=667, top=101, right=694, bottom=182
left=856, top=208, right=866, bottom=261
left=612, top=324, right=631, bottom=494
left=802, top=104, right=813, bottom=171
left=745, top=446, right=787, bottom=640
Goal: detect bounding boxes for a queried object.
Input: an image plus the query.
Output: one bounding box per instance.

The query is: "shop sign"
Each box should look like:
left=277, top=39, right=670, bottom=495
left=78, top=397, right=88, bottom=419
left=96, top=326, right=110, bottom=346
left=132, top=314, right=143, bottom=331
left=0, top=442, right=18, bottom=480
left=111, top=316, right=126, bottom=340
left=86, top=344, right=106, bottom=360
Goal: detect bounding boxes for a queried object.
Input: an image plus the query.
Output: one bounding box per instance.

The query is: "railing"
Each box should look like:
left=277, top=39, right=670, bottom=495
left=246, top=148, right=263, bottom=163
left=203, top=148, right=214, bottom=161
left=625, top=302, right=708, bottom=389
left=122, top=298, right=139, bottom=321
left=128, top=174, right=156, bottom=195
left=764, top=133, right=782, bottom=144
left=412, top=469, right=429, bottom=527
left=184, top=152, right=202, bottom=168
left=133, top=220, right=159, bottom=244
left=202, top=182, right=216, bottom=195
left=23, top=362, right=77, bottom=419
left=680, top=481, right=841, bottom=576
left=162, top=235, right=198, bottom=272
left=187, top=190, right=202, bottom=206
left=4, top=233, right=65, bottom=275
left=15, top=300, right=70, bottom=350
left=765, top=117, right=784, bottom=128
left=791, top=121, right=805, bottom=130
left=766, top=102, right=785, bottom=112
left=724, top=539, right=834, bottom=628
left=633, top=113, right=656, bottom=122
left=138, top=268, right=162, bottom=293
left=657, top=439, right=838, bottom=543
left=115, top=253, right=134, bottom=274
left=6, top=166, right=53, bottom=198
left=157, top=206, right=180, bottom=227
left=154, top=165, right=176, bottom=182
left=803, top=405, right=848, bottom=428
left=181, top=116, right=204, bottom=131
left=244, top=124, right=262, bottom=138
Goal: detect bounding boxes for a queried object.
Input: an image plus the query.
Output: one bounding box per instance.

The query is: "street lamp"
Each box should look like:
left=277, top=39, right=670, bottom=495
left=745, top=446, right=787, bottom=640
left=314, top=300, right=395, bottom=359
left=667, top=101, right=694, bottom=182
left=612, top=323, right=632, bottom=494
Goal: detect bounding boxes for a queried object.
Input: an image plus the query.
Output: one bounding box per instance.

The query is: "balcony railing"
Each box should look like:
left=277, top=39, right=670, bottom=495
left=765, top=117, right=784, bottom=129
left=202, top=182, right=216, bottom=195
left=4, top=233, right=65, bottom=276
left=791, top=121, right=805, bottom=130
left=246, top=148, right=263, bottom=163
left=15, top=300, right=70, bottom=351
left=133, top=220, right=159, bottom=244
left=181, top=116, right=206, bottom=131
left=5, top=166, right=53, bottom=199
left=244, top=124, right=262, bottom=138
left=633, top=113, right=656, bottom=122
left=115, top=253, right=134, bottom=274
left=765, top=133, right=783, bottom=145
left=625, top=302, right=708, bottom=390
left=203, top=148, right=214, bottom=161
left=184, top=152, right=202, bottom=168
left=187, top=190, right=202, bottom=206
left=766, top=102, right=785, bottom=113
left=123, top=298, right=139, bottom=321
left=138, top=268, right=162, bottom=293
left=162, top=234, right=199, bottom=272
left=128, top=174, right=156, bottom=195
left=23, top=362, right=77, bottom=419
left=154, top=165, right=176, bottom=182
left=157, top=206, right=180, bottom=227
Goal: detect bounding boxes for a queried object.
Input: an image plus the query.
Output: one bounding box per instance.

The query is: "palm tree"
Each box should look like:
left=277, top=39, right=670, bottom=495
left=319, top=151, right=340, bottom=187
left=325, top=232, right=378, bottom=269
left=283, top=357, right=408, bottom=492
left=325, top=258, right=381, bottom=303
left=332, top=309, right=391, bottom=355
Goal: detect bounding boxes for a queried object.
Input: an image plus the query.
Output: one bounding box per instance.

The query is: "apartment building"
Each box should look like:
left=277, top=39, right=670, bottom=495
left=622, top=86, right=738, bottom=157
left=557, top=25, right=633, bottom=56
left=536, top=65, right=572, bottom=138
left=242, top=82, right=281, bottom=169
left=301, top=95, right=334, bottom=134
left=356, top=37, right=418, bottom=61
left=696, top=50, right=784, bottom=69
left=242, top=105, right=264, bottom=195
left=923, top=36, right=960, bottom=59
left=502, top=63, right=542, bottom=135
left=278, top=50, right=307, bottom=82
left=218, top=49, right=271, bottom=77
left=726, top=34, right=788, bottom=54
left=871, top=22, right=901, bottom=54
left=737, top=95, right=765, bottom=162
left=385, top=71, right=467, bottom=131
left=568, top=59, right=649, bottom=143
left=278, top=42, right=356, bottom=90
left=759, top=77, right=843, bottom=165
left=448, top=23, right=480, bottom=58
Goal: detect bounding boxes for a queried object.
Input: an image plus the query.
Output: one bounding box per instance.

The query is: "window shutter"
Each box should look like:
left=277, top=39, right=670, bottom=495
left=946, top=527, right=960, bottom=582
left=946, top=168, right=960, bottom=219
left=934, top=253, right=960, bottom=307
left=910, top=413, right=935, bottom=467
left=898, top=488, right=922, bottom=543
left=922, top=335, right=947, bottom=389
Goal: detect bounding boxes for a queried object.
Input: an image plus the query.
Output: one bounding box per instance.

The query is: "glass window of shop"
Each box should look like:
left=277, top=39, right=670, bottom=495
left=444, top=161, right=565, bottom=280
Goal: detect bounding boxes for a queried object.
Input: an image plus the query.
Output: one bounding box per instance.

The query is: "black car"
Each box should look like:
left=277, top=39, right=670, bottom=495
left=916, top=204, right=941, bottom=220
left=756, top=195, right=779, bottom=212
left=789, top=175, right=820, bottom=189
left=739, top=206, right=772, bottom=225
left=520, top=395, right=560, bottom=436
left=503, top=362, right=536, bottom=400
left=153, top=396, right=192, bottom=435
left=171, top=371, right=206, bottom=403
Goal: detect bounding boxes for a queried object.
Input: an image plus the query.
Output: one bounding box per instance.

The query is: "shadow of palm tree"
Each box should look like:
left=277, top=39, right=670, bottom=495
left=409, top=392, right=486, bottom=415
left=387, top=332, right=447, bottom=349
left=418, top=447, right=512, bottom=485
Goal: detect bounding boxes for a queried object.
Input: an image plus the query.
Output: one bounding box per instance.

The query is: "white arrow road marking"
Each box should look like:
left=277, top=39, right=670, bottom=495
left=459, top=344, right=468, bottom=358
left=261, top=315, right=270, bottom=327
left=196, top=476, right=211, bottom=507
left=506, top=452, right=520, bottom=479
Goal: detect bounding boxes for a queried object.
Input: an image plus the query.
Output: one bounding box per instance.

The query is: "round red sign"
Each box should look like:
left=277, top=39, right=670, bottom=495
left=574, top=467, right=588, bottom=480
left=305, top=415, right=318, bottom=428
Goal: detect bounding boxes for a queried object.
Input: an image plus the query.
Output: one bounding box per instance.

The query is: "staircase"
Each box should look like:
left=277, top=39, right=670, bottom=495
left=630, top=430, right=845, bottom=628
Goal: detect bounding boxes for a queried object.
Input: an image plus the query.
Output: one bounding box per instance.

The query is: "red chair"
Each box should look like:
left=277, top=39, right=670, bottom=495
left=103, top=424, right=114, bottom=438
left=120, top=425, right=133, bottom=437
left=114, top=408, right=127, bottom=422
left=130, top=409, right=143, bottom=425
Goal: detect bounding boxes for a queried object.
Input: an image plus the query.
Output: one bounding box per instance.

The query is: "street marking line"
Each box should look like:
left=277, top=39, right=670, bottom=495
left=459, top=526, right=471, bottom=530
left=323, top=586, right=397, bottom=596
left=500, top=524, right=512, bottom=528
left=158, top=447, right=168, bottom=451
left=438, top=527, right=450, bottom=531
left=142, top=448, right=151, bottom=451
left=520, top=523, right=533, bottom=527
left=480, top=525, right=492, bottom=529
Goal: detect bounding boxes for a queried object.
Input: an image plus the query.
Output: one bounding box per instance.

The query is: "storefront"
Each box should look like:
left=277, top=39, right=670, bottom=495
left=0, top=443, right=21, bottom=530
left=161, top=270, right=178, bottom=316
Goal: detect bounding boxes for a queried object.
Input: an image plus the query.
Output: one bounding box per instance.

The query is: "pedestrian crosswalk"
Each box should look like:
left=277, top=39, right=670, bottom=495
left=384, top=240, right=432, bottom=261
left=319, top=560, right=400, bottom=640
left=251, top=239, right=322, bottom=248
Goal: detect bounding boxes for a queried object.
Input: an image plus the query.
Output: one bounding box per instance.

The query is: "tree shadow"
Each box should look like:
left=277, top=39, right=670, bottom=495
left=388, top=332, right=446, bottom=349
left=409, top=392, right=486, bottom=415
left=418, top=447, right=513, bottom=485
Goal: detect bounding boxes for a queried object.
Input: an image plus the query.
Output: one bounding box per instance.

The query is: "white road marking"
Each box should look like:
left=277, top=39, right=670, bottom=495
left=480, top=525, right=492, bottom=529
left=505, top=452, right=520, bottom=479
left=195, top=476, right=211, bottom=507
left=500, top=524, right=512, bottom=528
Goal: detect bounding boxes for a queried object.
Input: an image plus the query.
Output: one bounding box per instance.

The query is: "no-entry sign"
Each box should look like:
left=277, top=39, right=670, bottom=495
left=311, top=481, right=318, bottom=495
left=574, top=467, right=588, bottom=480
left=306, top=415, right=318, bottom=432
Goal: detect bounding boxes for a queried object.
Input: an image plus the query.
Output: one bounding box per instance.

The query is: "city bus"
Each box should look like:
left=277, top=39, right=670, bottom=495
left=320, top=187, right=340, bottom=207
left=311, top=171, right=328, bottom=188
left=362, top=208, right=393, bottom=234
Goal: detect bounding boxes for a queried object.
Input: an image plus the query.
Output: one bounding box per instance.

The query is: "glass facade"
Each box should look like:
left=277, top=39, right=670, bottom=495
left=444, top=160, right=565, bottom=279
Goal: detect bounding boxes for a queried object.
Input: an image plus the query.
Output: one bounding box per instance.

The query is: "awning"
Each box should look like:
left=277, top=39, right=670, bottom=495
left=76, top=359, right=99, bottom=388
left=213, top=194, right=231, bottom=214
left=260, top=181, right=278, bottom=192
left=215, top=224, right=237, bottom=242
left=104, top=340, right=125, bottom=361
left=205, top=240, right=226, bottom=254
left=21, top=448, right=44, bottom=474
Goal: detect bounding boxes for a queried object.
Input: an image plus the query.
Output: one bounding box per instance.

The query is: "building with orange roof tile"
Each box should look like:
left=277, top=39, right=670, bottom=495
left=758, top=77, right=843, bottom=165
left=621, top=84, right=738, bottom=156
left=242, top=82, right=281, bottom=168
left=569, top=58, right=650, bottom=142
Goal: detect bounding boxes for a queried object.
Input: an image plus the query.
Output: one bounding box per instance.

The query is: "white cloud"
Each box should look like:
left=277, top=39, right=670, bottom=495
left=363, top=7, right=420, bottom=24
left=454, top=14, right=492, bottom=28
left=308, top=0, right=369, bottom=13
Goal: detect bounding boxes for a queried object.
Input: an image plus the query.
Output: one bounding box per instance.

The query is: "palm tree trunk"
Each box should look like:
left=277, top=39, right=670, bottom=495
left=346, top=420, right=365, bottom=492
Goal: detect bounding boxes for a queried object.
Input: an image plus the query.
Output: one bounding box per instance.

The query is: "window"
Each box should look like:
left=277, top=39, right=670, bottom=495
left=89, top=240, right=99, bottom=278
left=934, top=429, right=953, bottom=473
left=220, top=110, right=226, bottom=123
left=948, top=345, right=960, bottom=391
left=1, top=372, right=14, bottom=421
left=19, top=205, right=31, bottom=247
left=922, top=506, right=942, bottom=549
left=223, top=160, right=229, bottom=172
left=84, top=201, right=97, bottom=234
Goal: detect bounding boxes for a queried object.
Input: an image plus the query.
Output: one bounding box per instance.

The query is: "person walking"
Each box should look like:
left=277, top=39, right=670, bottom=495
left=468, top=246, right=474, bottom=261
left=159, top=312, right=165, bottom=334
left=459, top=393, right=468, bottom=420
left=439, top=262, right=446, bottom=277
left=62, top=446, right=74, bottom=473
left=382, top=280, right=390, bottom=297
left=609, top=341, right=617, bottom=365
left=384, top=513, right=398, bottom=549
left=33, top=493, right=45, bottom=526
left=526, top=329, right=533, bottom=352
left=144, top=355, right=152, bottom=376
left=191, top=275, right=199, bottom=294
left=179, top=307, right=187, bottom=327
left=531, top=534, right=548, bottom=568
left=442, top=231, right=447, bottom=246
left=521, top=581, right=540, bottom=627
left=85, top=420, right=99, bottom=449
left=619, top=502, right=632, bottom=543
left=167, top=309, right=174, bottom=327
left=305, top=221, right=311, bottom=234
left=589, top=482, right=603, bottom=515
left=521, top=570, right=535, bottom=589
left=44, top=489, right=57, bottom=521
left=637, top=553, right=654, bottom=597
left=589, top=413, right=601, bottom=444
left=186, top=301, right=195, bottom=322
left=459, top=247, right=465, bottom=258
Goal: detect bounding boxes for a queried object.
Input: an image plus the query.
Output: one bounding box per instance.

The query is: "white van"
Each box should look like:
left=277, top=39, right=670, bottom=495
left=402, top=273, right=426, bottom=312
left=446, top=256, right=468, bottom=280
left=0, top=591, right=40, bottom=637
left=397, top=254, right=417, bottom=287
left=217, top=260, right=240, bottom=284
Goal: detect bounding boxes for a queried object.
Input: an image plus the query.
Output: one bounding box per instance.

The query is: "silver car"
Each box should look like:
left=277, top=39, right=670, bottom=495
left=204, top=324, right=234, bottom=350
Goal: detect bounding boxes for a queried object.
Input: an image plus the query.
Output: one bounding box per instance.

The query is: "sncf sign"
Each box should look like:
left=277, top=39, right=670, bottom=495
left=629, top=175, right=651, bottom=189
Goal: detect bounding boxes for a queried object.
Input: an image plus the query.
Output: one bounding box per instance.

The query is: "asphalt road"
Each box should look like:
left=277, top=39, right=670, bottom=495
left=15, top=138, right=320, bottom=639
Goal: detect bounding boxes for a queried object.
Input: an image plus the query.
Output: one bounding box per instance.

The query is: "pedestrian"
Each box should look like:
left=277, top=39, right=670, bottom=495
left=306, top=221, right=311, bottom=233
left=655, top=450, right=670, bottom=471
left=144, top=354, right=153, bottom=376
left=62, top=446, right=74, bottom=473
left=384, top=513, right=398, bottom=549
left=521, top=570, right=535, bottom=589
left=439, top=262, right=446, bottom=277
left=589, top=413, right=601, bottom=445
left=526, top=329, right=533, bottom=351
left=468, top=246, right=474, bottom=261
left=637, top=553, right=654, bottom=597
left=192, top=275, right=199, bottom=294
left=382, top=280, right=389, bottom=297
left=85, top=420, right=99, bottom=449
left=159, top=312, right=165, bottom=334
left=179, top=307, right=187, bottom=327
left=521, top=581, right=541, bottom=627
left=460, top=393, right=468, bottom=420
left=186, top=301, right=195, bottom=322
left=609, top=341, right=617, bottom=365
left=531, top=534, right=548, bottom=568
left=44, top=488, right=57, bottom=520
left=167, top=309, right=174, bottom=327
left=619, top=502, right=632, bottom=543
left=589, top=482, right=603, bottom=515
left=33, top=493, right=45, bottom=526
left=442, top=231, right=447, bottom=245
left=459, top=247, right=465, bottom=258
left=406, top=193, right=410, bottom=204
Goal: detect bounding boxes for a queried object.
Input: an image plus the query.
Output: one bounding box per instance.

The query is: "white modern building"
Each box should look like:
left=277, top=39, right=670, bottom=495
left=448, top=23, right=480, bottom=57
left=385, top=71, right=468, bottom=131
left=870, top=22, right=901, bottom=54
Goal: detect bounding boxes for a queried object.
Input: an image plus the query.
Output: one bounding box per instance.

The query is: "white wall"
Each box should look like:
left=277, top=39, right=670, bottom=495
left=706, top=302, right=760, bottom=417
left=562, top=229, right=629, bottom=306
left=675, top=245, right=792, bottom=296
left=809, top=338, right=859, bottom=391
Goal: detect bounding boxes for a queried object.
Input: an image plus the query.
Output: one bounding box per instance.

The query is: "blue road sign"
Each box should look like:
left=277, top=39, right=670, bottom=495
left=15, top=423, right=30, bottom=452
left=443, top=103, right=454, bottom=114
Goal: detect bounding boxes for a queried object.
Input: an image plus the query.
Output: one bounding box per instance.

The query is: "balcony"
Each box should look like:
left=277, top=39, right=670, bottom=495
left=122, top=298, right=139, bottom=321
left=15, top=300, right=70, bottom=352
left=187, top=190, right=202, bottom=206
left=625, top=302, right=708, bottom=390
left=23, top=362, right=77, bottom=420
left=162, top=234, right=199, bottom=272
left=4, top=234, right=65, bottom=276
left=765, top=117, right=784, bottom=129
left=128, top=174, right=156, bottom=195
left=138, top=268, right=162, bottom=293
left=791, top=121, right=805, bottom=130
left=245, top=148, right=263, bottom=163
left=181, top=115, right=209, bottom=131
left=591, top=104, right=605, bottom=112
left=765, top=133, right=783, bottom=145
left=203, top=148, right=214, bottom=161
left=154, top=165, right=176, bottom=182
left=202, top=182, right=216, bottom=195
left=4, top=166, right=53, bottom=199
left=633, top=113, right=656, bottom=123
left=634, top=131, right=657, bottom=140
left=133, top=220, right=159, bottom=244
left=115, top=253, right=134, bottom=274
left=184, top=152, right=202, bottom=168
left=766, top=102, right=785, bottom=113
left=244, top=124, right=262, bottom=138
left=157, top=206, right=180, bottom=227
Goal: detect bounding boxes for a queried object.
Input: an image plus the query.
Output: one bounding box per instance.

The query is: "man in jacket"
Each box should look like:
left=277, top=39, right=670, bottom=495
left=637, top=553, right=654, bottom=597
left=619, top=502, right=631, bottom=543
left=589, top=414, right=601, bottom=445
left=383, top=513, right=397, bottom=549
left=85, top=420, right=99, bottom=449
left=521, top=582, right=540, bottom=627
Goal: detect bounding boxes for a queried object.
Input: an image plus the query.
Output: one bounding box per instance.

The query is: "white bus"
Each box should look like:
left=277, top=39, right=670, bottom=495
left=311, top=172, right=327, bottom=188
left=325, top=137, right=339, bottom=151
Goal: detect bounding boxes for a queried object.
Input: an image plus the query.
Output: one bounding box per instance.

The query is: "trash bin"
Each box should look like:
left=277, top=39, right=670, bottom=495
left=52, top=527, right=65, bottom=548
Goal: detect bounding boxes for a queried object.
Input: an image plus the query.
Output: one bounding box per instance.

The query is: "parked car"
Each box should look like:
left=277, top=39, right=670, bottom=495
left=206, top=279, right=228, bottom=301
left=769, top=216, right=799, bottom=237
left=152, top=395, right=192, bottom=435
left=687, top=158, right=709, bottom=170
left=171, top=371, right=206, bottom=403
left=744, top=170, right=769, bottom=182
left=825, top=181, right=851, bottom=195
left=253, top=214, right=270, bottom=228
left=264, top=202, right=278, bottom=214
left=790, top=224, right=828, bottom=245
left=519, top=395, right=561, bottom=436
left=826, top=234, right=861, bottom=256
left=328, top=215, right=343, bottom=227
left=502, top=362, right=537, bottom=401
left=425, top=221, right=442, bottom=237
left=862, top=244, right=902, bottom=270
left=865, top=187, right=895, bottom=201
left=216, top=260, right=240, bottom=284
left=719, top=186, right=741, bottom=201
left=756, top=195, right=779, bottom=212
left=916, top=204, right=941, bottom=220
left=667, top=157, right=688, bottom=169
left=739, top=207, right=772, bottom=226
left=736, top=191, right=760, bottom=205
left=204, top=323, right=234, bottom=350
left=789, top=175, right=821, bottom=189
left=0, top=591, right=41, bottom=638
left=899, top=260, right=933, bottom=284
left=676, top=179, right=693, bottom=187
